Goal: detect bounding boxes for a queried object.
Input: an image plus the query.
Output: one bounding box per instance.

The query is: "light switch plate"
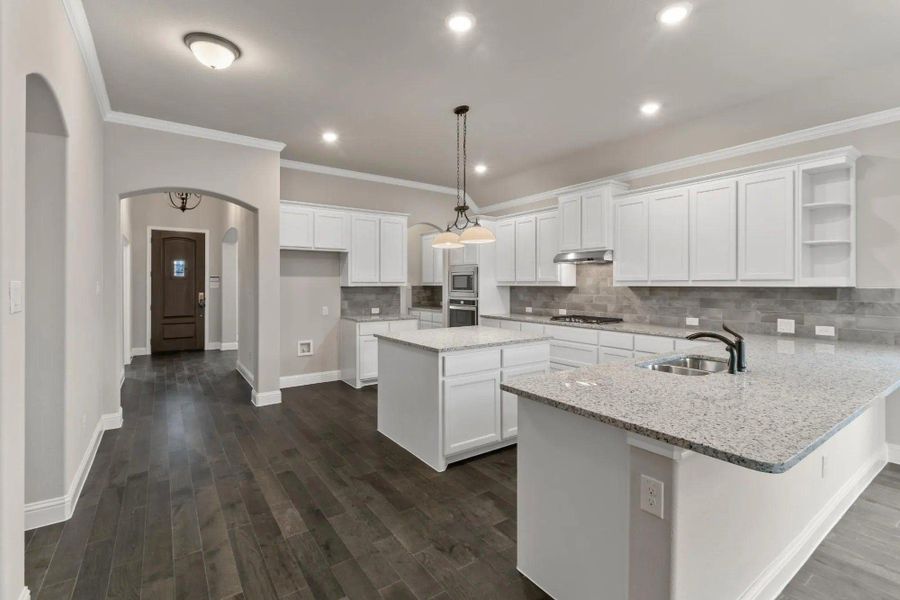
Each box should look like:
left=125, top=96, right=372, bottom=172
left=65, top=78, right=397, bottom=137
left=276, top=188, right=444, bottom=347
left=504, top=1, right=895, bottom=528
left=685, top=317, right=699, bottom=326
left=297, top=340, right=313, bottom=356
left=525, top=307, right=533, bottom=313
left=815, top=325, right=835, bottom=337
left=8, top=280, right=22, bottom=314
left=558, top=308, right=567, bottom=315
left=640, top=475, right=664, bottom=519
left=321, top=306, right=329, bottom=316
left=371, top=307, right=380, bottom=315
left=777, top=318, right=795, bottom=334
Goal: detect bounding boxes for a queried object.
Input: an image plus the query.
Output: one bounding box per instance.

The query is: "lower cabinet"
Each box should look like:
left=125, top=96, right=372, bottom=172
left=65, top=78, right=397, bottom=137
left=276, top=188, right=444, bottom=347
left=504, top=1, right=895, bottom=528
left=443, top=371, right=502, bottom=455
left=359, top=336, right=379, bottom=379
left=500, top=363, right=548, bottom=439
left=340, top=319, right=418, bottom=388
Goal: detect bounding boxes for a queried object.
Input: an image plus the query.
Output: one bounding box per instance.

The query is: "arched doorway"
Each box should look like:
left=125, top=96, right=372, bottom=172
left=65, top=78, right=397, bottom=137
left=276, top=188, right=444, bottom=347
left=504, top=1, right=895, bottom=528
left=24, top=74, right=68, bottom=527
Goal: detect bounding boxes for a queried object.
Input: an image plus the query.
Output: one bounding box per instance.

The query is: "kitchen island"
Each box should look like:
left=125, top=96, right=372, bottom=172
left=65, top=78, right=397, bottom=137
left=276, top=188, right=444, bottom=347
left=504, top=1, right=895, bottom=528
left=376, top=326, right=550, bottom=471
left=502, top=335, right=900, bottom=600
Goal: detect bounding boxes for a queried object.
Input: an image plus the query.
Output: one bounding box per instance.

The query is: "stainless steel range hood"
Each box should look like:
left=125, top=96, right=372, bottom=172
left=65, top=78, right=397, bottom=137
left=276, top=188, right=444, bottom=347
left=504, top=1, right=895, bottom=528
left=553, top=249, right=613, bottom=264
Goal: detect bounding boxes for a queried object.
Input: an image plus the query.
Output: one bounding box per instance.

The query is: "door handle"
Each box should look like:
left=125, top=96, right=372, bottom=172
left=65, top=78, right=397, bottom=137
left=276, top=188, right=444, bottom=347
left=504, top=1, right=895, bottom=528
left=198, top=291, right=206, bottom=308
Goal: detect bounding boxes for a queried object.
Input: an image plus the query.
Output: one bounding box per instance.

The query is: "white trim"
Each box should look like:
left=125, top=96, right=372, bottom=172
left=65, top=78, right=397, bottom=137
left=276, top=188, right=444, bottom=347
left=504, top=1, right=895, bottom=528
left=252, top=390, right=282, bottom=407
left=888, top=443, right=900, bottom=465
left=106, top=111, right=285, bottom=152
left=625, top=433, right=694, bottom=461
left=24, top=410, right=122, bottom=530
left=280, top=159, right=479, bottom=211
left=737, top=451, right=886, bottom=600
left=18, top=587, right=30, bottom=600
left=280, top=199, right=410, bottom=217
left=146, top=226, right=210, bottom=354
left=280, top=370, right=342, bottom=389
left=131, top=347, right=149, bottom=356
left=236, top=360, right=255, bottom=386
left=220, top=342, right=239, bottom=351
left=482, top=105, right=900, bottom=214
left=205, top=342, right=221, bottom=351
left=60, top=0, right=110, bottom=115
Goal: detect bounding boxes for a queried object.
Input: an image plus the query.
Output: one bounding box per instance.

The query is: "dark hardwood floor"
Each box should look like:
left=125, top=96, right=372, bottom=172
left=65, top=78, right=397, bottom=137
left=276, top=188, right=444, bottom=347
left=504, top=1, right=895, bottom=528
left=23, top=350, right=900, bottom=599
left=24, top=350, right=548, bottom=600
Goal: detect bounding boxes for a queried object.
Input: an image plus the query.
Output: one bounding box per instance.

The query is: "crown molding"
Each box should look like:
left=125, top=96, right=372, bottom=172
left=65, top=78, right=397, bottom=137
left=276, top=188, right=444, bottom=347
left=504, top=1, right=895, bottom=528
left=106, top=111, right=286, bottom=152
left=480, top=105, right=900, bottom=214
left=281, top=159, right=479, bottom=211
left=61, top=0, right=111, bottom=115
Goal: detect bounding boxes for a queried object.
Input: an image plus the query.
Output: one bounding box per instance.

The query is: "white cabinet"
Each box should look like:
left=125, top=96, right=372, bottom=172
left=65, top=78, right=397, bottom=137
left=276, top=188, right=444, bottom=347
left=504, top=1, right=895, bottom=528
left=359, top=336, right=379, bottom=380
left=536, top=211, right=561, bottom=282
left=581, top=187, right=615, bottom=250
left=515, top=216, right=537, bottom=282
left=421, top=234, right=435, bottom=284
left=340, top=318, right=418, bottom=388
left=613, top=195, right=649, bottom=282
left=691, top=180, right=737, bottom=281
left=496, top=219, right=517, bottom=282
left=443, top=371, right=502, bottom=455
left=379, top=216, right=407, bottom=283
left=280, top=204, right=315, bottom=249
left=314, top=210, right=348, bottom=250
left=501, top=363, right=547, bottom=439
left=341, top=212, right=409, bottom=286
left=738, top=167, right=795, bottom=281
left=349, top=214, right=381, bottom=283
left=648, top=188, right=690, bottom=281
left=449, top=244, right=479, bottom=266
left=558, top=193, right=582, bottom=251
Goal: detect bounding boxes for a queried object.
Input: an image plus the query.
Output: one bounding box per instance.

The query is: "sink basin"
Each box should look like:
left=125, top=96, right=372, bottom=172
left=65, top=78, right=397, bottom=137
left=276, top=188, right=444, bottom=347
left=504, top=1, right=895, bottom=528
left=639, top=355, right=730, bottom=376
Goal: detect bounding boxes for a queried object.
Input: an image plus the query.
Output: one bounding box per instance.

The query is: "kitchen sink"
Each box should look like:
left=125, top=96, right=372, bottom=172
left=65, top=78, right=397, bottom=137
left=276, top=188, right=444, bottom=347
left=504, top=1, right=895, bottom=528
left=639, top=355, right=730, bottom=376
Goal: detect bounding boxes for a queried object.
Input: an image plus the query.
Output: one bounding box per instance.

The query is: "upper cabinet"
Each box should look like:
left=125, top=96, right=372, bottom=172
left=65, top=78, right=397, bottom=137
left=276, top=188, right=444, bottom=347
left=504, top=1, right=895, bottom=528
left=449, top=243, right=479, bottom=266
left=314, top=209, right=348, bottom=250
left=348, top=214, right=381, bottom=284
left=558, top=182, right=629, bottom=253
left=281, top=202, right=348, bottom=251
left=379, top=216, right=407, bottom=283
left=280, top=204, right=316, bottom=249
left=612, top=147, right=859, bottom=287
left=421, top=233, right=444, bottom=286
left=495, top=209, right=575, bottom=286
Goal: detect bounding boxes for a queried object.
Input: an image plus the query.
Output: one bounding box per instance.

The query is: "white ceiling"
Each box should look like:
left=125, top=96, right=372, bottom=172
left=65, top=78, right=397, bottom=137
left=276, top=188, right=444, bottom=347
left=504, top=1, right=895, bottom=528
left=83, top=0, right=900, bottom=192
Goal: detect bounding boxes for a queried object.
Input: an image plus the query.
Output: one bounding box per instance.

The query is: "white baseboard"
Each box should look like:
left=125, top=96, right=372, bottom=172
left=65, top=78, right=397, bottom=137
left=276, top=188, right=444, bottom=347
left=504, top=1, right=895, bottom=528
left=205, top=342, right=222, bottom=351
left=738, top=451, right=886, bottom=600
left=236, top=360, right=255, bottom=386
left=252, top=389, right=282, bottom=407
left=19, top=587, right=30, bottom=600
left=24, top=410, right=123, bottom=531
left=280, top=370, right=341, bottom=389
left=888, top=443, right=900, bottom=464
left=131, top=347, right=149, bottom=356
left=220, top=341, right=238, bottom=351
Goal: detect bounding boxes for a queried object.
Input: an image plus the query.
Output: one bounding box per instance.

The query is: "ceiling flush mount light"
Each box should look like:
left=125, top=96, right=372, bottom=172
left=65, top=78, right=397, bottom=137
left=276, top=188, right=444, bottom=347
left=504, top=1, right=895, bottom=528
left=446, top=12, right=476, bottom=34
left=168, top=191, right=202, bottom=212
left=474, top=163, right=488, bottom=175
left=640, top=101, right=661, bottom=116
left=434, top=105, right=496, bottom=248
left=322, top=131, right=339, bottom=143
left=657, top=2, right=692, bottom=26
left=184, top=32, right=241, bottom=69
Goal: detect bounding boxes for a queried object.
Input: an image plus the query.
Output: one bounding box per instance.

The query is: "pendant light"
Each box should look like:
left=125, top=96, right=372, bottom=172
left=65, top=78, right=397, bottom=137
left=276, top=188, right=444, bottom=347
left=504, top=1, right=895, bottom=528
left=168, top=191, right=202, bottom=212
left=433, top=105, right=495, bottom=248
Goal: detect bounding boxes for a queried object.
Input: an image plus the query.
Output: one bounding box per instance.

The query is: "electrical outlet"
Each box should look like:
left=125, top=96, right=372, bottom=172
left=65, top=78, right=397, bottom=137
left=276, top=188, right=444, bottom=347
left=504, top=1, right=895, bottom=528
left=297, top=340, right=313, bottom=356
left=815, top=325, right=835, bottom=337
left=558, top=308, right=567, bottom=316
left=321, top=306, right=329, bottom=316
left=777, top=318, right=795, bottom=334
left=640, top=475, right=664, bottom=519
left=371, top=307, right=380, bottom=315
left=8, top=280, right=23, bottom=314
left=525, top=307, right=533, bottom=313
left=685, top=317, right=699, bottom=326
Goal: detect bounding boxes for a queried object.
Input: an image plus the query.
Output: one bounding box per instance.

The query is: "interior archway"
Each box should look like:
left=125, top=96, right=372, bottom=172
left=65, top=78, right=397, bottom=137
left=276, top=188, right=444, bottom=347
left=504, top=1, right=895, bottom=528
left=24, top=74, right=68, bottom=523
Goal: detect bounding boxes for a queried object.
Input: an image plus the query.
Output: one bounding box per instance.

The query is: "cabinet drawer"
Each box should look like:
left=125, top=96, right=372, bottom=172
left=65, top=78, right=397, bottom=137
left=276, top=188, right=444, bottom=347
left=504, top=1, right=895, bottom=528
left=500, top=320, right=522, bottom=331
left=520, top=322, right=545, bottom=335
left=634, top=351, right=658, bottom=358
left=502, top=343, right=550, bottom=368
left=597, top=331, right=634, bottom=350
left=359, top=321, right=390, bottom=335
left=550, top=340, right=598, bottom=366
left=409, top=310, right=421, bottom=319
left=443, top=348, right=501, bottom=377
left=480, top=318, right=501, bottom=329
left=634, top=334, right=675, bottom=354
left=545, top=324, right=599, bottom=345
left=428, top=312, right=442, bottom=323
left=389, top=320, right=418, bottom=332
left=550, top=361, right=576, bottom=372
left=599, top=347, right=633, bottom=362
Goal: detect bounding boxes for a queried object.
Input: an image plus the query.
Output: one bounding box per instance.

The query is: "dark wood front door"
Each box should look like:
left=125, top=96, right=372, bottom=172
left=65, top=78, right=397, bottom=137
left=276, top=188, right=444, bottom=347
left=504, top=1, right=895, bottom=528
left=151, top=229, right=205, bottom=352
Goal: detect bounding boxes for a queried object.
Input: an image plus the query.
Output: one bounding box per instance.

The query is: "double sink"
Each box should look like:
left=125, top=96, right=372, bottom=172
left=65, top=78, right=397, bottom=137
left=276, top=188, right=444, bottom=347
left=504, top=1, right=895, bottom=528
left=639, top=355, right=730, bottom=376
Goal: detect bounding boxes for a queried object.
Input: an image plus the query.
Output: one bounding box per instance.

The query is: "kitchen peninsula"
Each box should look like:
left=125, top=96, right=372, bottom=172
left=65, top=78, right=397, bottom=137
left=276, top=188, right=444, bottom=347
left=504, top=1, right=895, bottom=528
left=376, top=326, right=550, bottom=471
left=502, top=334, right=900, bottom=600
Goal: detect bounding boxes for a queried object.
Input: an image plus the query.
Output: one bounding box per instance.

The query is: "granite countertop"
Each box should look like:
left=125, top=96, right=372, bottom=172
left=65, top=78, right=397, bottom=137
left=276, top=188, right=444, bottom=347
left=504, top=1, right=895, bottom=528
left=501, top=335, right=900, bottom=474
left=341, top=314, right=416, bottom=323
left=410, top=306, right=442, bottom=313
left=376, top=325, right=551, bottom=353
left=482, top=313, right=693, bottom=338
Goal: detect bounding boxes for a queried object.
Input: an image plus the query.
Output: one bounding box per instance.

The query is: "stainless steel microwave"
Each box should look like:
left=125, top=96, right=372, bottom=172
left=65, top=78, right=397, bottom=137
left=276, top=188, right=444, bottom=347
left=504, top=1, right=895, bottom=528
left=448, top=264, right=478, bottom=299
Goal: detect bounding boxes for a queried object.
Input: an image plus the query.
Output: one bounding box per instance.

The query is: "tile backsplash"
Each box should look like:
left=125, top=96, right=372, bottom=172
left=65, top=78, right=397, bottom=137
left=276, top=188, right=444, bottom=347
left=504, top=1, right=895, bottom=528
left=510, top=264, right=900, bottom=345
left=411, top=285, right=442, bottom=308
left=341, top=286, right=400, bottom=316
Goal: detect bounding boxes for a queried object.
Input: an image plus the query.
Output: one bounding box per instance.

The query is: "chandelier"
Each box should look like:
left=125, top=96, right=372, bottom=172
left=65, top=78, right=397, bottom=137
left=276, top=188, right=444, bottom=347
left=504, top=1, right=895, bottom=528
left=168, top=191, right=202, bottom=212
left=432, top=105, right=495, bottom=248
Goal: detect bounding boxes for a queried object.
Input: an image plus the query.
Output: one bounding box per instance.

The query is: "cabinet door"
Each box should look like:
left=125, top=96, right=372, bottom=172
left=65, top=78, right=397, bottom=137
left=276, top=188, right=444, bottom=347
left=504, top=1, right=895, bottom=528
left=649, top=188, right=690, bottom=281
left=379, top=217, right=407, bottom=283
left=359, top=335, right=378, bottom=380
left=495, top=219, right=516, bottom=282
left=515, top=216, right=537, bottom=282
left=463, top=244, right=479, bottom=264
left=421, top=234, right=435, bottom=284
left=691, top=179, right=737, bottom=281
left=443, top=371, right=502, bottom=455
left=501, top=364, right=548, bottom=439
left=434, top=244, right=444, bottom=284
left=558, top=194, right=582, bottom=251
left=738, top=168, right=795, bottom=281
left=280, top=204, right=315, bottom=249
left=536, top=211, right=560, bottom=282
left=581, top=188, right=611, bottom=249
left=613, top=196, right=649, bottom=282
left=350, top=215, right=380, bottom=283
left=448, top=246, right=464, bottom=266
left=314, top=210, right=347, bottom=250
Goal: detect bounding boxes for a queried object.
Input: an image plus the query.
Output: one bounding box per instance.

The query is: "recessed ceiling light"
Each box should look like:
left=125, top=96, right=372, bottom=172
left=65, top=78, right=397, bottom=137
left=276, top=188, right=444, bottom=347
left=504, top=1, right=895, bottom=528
left=657, top=2, right=692, bottom=26
left=184, top=32, right=241, bottom=70
left=640, top=101, right=661, bottom=116
left=322, top=131, right=339, bottom=143
left=446, top=12, right=476, bottom=34
left=474, top=163, right=487, bottom=175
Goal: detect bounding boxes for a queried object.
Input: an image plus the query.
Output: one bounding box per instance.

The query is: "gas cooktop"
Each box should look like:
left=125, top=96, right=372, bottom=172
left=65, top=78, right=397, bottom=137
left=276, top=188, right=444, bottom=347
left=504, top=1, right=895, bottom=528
left=549, top=315, right=624, bottom=324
